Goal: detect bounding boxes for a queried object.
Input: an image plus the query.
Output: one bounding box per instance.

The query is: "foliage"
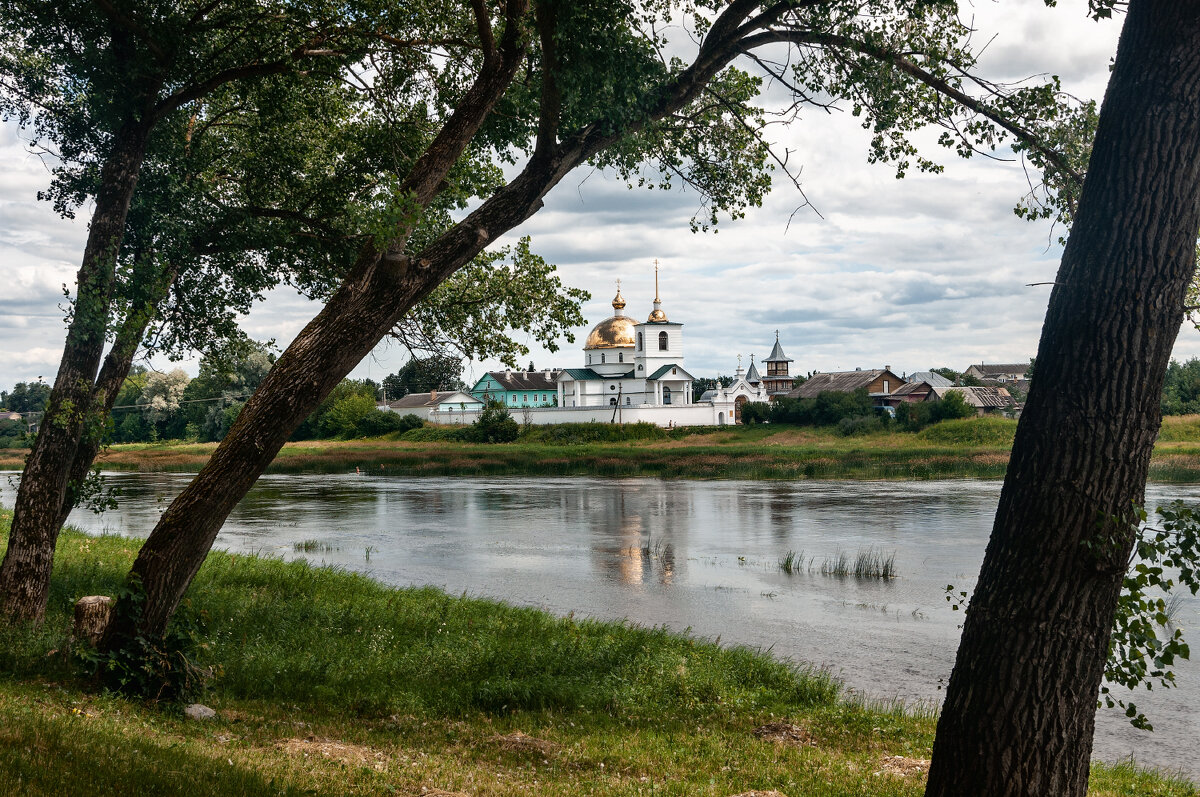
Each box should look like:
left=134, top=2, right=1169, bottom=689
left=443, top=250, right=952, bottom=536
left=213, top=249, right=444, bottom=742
left=0, top=417, right=25, bottom=449
left=519, top=422, right=667, bottom=445
left=354, top=410, right=422, bottom=437
left=768, top=389, right=876, bottom=427
left=465, top=402, right=519, bottom=444
left=740, top=402, right=771, bottom=425
left=895, top=391, right=978, bottom=431
left=320, top=393, right=377, bottom=440
left=836, top=414, right=887, bottom=436
left=1100, top=502, right=1200, bottom=730
left=0, top=380, right=51, bottom=413
left=292, top=379, right=378, bottom=441
left=382, top=356, right=465, bottom=399
left=399, top=425, right=468, bottom=443
left=394, top=239, right=591, bottom=369
left=76, top=580, right=210, bottom=704
left=693, top=376, right=734, bottom=397
left=1161, top=359, right=1200, bottom=416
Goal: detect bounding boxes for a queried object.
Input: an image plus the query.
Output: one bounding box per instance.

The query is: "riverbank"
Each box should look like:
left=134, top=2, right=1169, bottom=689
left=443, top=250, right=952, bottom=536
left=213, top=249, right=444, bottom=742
left=0, top=511, right=1192, bottom=796
left=5, top=415, right=1200, bottom=481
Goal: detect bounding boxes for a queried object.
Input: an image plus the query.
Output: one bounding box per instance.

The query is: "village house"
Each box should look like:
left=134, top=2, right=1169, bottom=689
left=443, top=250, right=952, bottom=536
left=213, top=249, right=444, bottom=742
left=787, top=367, right=906, bottom=400
left=963, top=362, right=1030, bottom=383
left=927, top=385, right=1015, bottom=415
left=382, top=390, right=483, bottom=422
left=469, top=369, right=562, bottom=408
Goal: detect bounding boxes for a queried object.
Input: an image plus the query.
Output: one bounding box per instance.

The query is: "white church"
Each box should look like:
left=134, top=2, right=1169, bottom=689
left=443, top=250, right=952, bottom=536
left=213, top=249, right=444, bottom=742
left=520, top=272, right=773, bottom=426
left=387, top=269, right=785, bottom=427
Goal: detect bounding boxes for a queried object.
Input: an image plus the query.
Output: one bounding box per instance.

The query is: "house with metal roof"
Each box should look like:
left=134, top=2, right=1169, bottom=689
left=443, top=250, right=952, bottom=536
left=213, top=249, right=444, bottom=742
left=963, top=362, right=1031, bottom=383
left=470, top=369, right=562, bottom=408
left=787, top=368, right=906, bottom=399
left=381, top=390, right=483, bottom=421
left=927, top=385, right=1015, bottom=415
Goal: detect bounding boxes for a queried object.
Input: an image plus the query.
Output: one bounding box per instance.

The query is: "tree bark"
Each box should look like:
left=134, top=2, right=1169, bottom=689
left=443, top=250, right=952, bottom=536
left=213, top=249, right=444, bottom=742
left=925, top=3, right=1200, bottom=796
left=0, top=122, right=152, bottom=623
left=56, top=264, right=178, bottom=531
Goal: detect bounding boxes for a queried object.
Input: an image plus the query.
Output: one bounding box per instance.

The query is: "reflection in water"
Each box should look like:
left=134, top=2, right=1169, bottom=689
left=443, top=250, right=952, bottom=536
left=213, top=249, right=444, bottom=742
left=2, top=474, right=1198, bottom=777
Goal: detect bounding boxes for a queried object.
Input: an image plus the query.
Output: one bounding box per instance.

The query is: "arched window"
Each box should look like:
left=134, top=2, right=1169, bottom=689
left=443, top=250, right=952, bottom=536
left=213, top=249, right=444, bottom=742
left=609, top=397, right=618, bottom=406
left=601, top=353, right=606, bottom=363
left=658, top=331, right=669, bottom=351
left=637, top=332, right=643, bottom=350
left=663, top=386, right=672, bottom=405
left=618, top=353, right=624, bottom=363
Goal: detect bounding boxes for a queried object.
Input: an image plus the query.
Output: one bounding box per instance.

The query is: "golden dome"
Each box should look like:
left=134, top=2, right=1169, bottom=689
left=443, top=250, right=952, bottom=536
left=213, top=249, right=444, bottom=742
left=584, top=316, right=637, bottom=349
left=647, top=307, right=668, bottom=323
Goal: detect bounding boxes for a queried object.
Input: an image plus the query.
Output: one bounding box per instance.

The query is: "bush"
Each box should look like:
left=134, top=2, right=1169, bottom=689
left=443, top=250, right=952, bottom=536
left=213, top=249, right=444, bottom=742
left=355, top=410, right=422, bottom=437
left=836, top=414, right=886, bottom=436
left=768, top=389, right=876, bottom=427
left=465, top=402, right=519, bottom=443
left=740, top=402, right=771, bottom=425
left=896, top=390, right=979, bottom=431
left=520, top=422, right=667, bottom=444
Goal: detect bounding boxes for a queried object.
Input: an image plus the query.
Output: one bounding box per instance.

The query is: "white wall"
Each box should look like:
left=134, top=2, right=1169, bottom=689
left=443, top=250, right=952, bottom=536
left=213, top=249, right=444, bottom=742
left=425, top=402, right=731, bottom=427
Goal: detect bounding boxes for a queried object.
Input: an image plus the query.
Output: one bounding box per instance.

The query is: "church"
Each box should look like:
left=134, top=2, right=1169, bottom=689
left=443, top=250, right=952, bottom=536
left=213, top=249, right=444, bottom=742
left=556, top=276, right=697, bottom=410
left=457, top=268, right=786, bottom=426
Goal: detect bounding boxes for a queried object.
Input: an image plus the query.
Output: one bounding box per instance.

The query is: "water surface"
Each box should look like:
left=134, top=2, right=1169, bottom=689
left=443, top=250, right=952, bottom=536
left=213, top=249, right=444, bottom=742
left=4, top=474, right=1197, bottom=776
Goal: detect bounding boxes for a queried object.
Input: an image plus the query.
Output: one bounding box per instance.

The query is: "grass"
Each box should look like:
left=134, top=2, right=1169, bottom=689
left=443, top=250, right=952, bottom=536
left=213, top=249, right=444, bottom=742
left=3, top=414, right=1200, bottom=482
left=0, top=509, right=1193, bottom=795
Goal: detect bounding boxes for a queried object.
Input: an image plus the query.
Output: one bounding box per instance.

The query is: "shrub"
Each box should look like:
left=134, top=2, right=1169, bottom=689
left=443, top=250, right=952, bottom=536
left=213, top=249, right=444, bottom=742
left=355, top=410, right=422, bottom=437
left=520, top=421, right=667, bottom=444
left=466, top=402, right=519, bottom=443
left=740, top=402, right=771, bottom=425
left=836, top=414, right=885, bottom=436
left=768, top=389, right=875, bottom=427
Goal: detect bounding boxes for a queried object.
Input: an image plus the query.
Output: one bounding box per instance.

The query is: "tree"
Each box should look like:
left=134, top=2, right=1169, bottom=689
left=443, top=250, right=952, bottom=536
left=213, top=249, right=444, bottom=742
left=0, top=0, right=394, bottom=621
left=1160, top=358, right=1200, bottom=415
left=925, top=2, right=1200, bottom=794
left=0, top=381, right=51, bottom=414
left=382, top=356, right=466, bottom=400
left=95, top=0, right=1083, bottom=648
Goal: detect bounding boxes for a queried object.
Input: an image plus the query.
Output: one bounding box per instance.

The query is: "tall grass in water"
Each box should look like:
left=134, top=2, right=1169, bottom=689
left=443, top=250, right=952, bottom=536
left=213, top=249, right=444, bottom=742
left=820, top=548, right=897, bottom=580
left=778, top=549, right=806, bottom=574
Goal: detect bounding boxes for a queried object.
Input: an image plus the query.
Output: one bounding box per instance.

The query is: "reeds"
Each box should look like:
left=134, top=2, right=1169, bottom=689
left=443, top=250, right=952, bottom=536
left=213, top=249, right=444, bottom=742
left=293, top=539, right=338, bottom=553
left=779, top=547, right=897, bottom=580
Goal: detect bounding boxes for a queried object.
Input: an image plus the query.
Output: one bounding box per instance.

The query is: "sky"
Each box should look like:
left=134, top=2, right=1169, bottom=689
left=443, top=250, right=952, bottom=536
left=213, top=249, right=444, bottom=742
left=4, top=1, right=1199, bottom=393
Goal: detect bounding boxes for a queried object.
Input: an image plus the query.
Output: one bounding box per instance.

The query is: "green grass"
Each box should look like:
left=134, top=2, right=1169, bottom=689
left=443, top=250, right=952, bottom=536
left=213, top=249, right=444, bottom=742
left=0, top=509, right=1192, bottom=795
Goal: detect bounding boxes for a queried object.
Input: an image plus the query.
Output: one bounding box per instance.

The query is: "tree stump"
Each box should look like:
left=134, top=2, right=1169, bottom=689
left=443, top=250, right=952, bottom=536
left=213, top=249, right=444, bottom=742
left=73, top=596, right=113, bottom=647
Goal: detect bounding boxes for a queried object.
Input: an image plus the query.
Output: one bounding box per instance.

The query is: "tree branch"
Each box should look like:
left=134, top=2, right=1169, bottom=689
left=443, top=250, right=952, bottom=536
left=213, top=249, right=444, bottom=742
left=740, top=28, right=1083, bottom=186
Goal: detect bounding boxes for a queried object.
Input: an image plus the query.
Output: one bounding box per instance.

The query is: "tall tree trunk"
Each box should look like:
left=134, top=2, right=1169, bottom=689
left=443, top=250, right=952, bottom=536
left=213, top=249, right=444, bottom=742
left=0, top=123, right=151, bottom=623
left=925, top=3, right=1200, bottom=795
left=56, top=264, right=177, bottom=531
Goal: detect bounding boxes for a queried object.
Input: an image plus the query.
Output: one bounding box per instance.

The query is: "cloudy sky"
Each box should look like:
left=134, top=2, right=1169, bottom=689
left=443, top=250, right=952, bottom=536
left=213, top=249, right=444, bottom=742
left=3, top=1, right=1198, bottom=393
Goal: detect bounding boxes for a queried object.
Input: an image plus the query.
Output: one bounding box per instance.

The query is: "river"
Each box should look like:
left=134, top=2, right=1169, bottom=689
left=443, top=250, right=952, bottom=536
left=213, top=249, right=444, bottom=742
left=3, top=474, right=1197, bottom=777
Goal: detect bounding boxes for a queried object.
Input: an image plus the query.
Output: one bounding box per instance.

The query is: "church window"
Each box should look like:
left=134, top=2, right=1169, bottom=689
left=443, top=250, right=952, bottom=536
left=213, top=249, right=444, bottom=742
left=672, top=368, right=677, bottom=375
left=658, top=331, right=668, bottom=351
left=625, top=397, right=630, bottom=405
left=609, top=397, right=618, bottom=406
left=601, top=353, right=606, bottom=363
left=638, top=364, right=643, bottom=371
left=663, top=386, right=672, bottom=405
left=619, top=353, right=624, bottom=362
left=637, top=332, right=643, bottom=350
